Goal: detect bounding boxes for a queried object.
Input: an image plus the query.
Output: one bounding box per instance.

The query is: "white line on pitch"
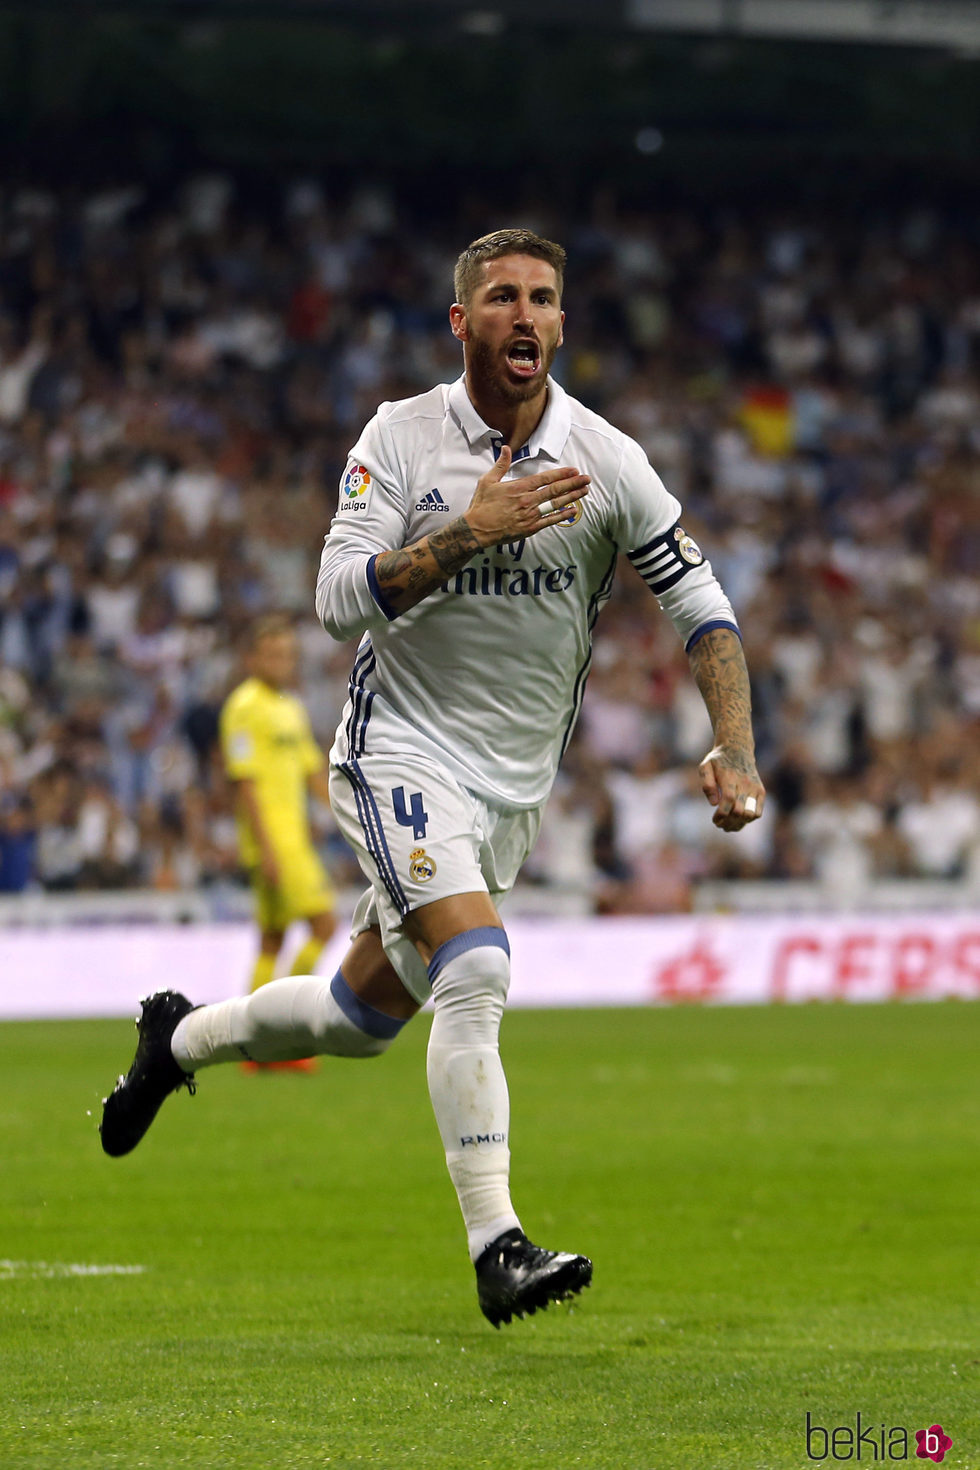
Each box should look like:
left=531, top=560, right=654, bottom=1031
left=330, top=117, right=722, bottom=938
left=0, top=1260, right=148, bottom=1280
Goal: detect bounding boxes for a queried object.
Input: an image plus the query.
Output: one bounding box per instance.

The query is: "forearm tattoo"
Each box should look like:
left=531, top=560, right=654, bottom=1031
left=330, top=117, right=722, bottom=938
left=688, top=628, right=756, bottom=769
left=429, top=517, right=481, bottom=575
left=374, top=516, right=480, bottom=615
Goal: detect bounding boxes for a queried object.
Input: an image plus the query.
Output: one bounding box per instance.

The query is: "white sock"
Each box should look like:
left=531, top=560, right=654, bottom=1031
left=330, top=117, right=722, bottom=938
left=425, top=928, right=523, bottom=1262
left=171, top=971, right=407, bottom=1069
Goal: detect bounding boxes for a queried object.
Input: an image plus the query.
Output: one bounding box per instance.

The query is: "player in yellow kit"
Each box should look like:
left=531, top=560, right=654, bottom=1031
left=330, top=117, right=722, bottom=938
left=220, top=615, right=336, bottom=1069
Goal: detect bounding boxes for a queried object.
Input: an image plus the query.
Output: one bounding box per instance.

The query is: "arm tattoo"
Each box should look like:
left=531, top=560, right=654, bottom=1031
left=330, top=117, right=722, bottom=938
left=373, top=515, right=480, bottom=616
left=374, top=548, right=412, bottom=582
left=688, top=629, right=756, bottom=765
left=429, top=517, right=481, bottom=576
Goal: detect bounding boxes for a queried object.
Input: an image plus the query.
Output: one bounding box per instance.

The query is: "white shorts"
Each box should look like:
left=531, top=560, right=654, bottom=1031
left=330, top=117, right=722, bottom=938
left=328, top=753, right=542, bottom=1004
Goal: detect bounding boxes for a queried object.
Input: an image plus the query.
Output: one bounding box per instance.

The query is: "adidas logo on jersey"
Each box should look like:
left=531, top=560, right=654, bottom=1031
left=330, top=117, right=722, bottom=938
left=416, top=489, right=451, bottom=513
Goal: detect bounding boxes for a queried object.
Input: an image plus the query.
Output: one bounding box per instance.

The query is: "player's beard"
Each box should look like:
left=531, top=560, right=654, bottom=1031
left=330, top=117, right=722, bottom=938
left=468, top=329, right=560, bottom=405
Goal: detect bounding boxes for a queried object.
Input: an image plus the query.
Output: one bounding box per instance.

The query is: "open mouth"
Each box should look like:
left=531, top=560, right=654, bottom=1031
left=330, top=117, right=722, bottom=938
left=506, top=339, right=541, bottom=377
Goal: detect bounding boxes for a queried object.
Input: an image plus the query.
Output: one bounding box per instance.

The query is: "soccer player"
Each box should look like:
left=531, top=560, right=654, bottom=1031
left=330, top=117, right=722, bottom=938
left=220, top=614, right=336, bottom=1069
left=101, top=229, right=765, bottom=1327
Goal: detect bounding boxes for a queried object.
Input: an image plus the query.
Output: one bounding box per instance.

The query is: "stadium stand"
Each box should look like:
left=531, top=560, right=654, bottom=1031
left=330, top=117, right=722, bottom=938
left=0, top=176, right=978, bottom=912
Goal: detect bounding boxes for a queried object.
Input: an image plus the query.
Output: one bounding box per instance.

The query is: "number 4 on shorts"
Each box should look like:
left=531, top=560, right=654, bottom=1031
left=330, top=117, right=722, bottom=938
left=391, top=786, right=429, bottom=840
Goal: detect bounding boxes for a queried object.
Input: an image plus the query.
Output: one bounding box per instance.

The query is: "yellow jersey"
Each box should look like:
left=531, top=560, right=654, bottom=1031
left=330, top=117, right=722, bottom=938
left=220, top=677, right=324, bottom=866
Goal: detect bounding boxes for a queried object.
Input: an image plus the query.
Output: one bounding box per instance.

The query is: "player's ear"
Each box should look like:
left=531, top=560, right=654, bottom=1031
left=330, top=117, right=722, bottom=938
left=450, top=302, right=468, bottom=341
left=557, top=309, right=565, bottom=348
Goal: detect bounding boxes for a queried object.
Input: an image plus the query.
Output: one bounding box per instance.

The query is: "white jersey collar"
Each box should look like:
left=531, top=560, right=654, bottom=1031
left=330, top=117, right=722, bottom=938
left=448, top=374, right=572, bottom=462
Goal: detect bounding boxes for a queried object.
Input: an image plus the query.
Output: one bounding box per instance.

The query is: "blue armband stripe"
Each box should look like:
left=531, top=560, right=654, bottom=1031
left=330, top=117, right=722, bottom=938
left=366, top=554, right=400, bottom=622
left=685, top=620, right=742, bottom=654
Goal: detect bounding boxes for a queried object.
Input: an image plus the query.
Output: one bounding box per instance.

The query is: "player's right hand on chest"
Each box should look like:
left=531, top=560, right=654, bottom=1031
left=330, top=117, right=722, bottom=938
left=465, top=444, right=590, bottom=546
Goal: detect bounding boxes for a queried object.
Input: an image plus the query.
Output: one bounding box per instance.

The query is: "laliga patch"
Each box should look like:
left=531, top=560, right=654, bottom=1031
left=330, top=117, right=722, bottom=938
left=674, top=526, right=703, bottom=564
left=340, top=462, right=371, bottom=511
left=409, top=847, right=436, bottom=883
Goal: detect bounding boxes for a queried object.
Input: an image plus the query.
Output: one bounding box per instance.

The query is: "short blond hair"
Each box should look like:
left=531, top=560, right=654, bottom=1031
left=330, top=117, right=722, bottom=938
left=454, top=228, right=566, bottom=308
left=248, top=613, right=294, bottom=648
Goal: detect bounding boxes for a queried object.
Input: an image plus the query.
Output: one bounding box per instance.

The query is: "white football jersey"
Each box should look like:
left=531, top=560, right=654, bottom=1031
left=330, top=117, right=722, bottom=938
left=316, top=375, right=738, bottom=809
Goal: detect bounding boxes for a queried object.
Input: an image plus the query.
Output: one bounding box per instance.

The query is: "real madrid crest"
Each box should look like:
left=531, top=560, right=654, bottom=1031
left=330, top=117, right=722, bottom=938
left=555, top=501, right=584, bottom=528
left=674, top=526, right=704, bottom=565
left=409, top=847, right=436, bottom=883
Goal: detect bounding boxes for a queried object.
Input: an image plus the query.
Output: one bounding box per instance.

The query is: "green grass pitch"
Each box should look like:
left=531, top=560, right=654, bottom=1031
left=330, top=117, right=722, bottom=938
left=1, top=1001, right=977, bottom=1469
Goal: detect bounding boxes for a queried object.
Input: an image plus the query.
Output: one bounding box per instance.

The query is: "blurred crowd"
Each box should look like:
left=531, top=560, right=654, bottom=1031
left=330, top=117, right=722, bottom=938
left=1, top=175, right=978, bottom=909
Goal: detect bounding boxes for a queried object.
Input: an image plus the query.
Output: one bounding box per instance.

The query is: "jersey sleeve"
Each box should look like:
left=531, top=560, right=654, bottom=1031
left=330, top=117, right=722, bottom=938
left=315, top=407, right=411, bottom=643
left=220, top=697, right=260, bottom=780
left=612, top=435, right=740, bottom=652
